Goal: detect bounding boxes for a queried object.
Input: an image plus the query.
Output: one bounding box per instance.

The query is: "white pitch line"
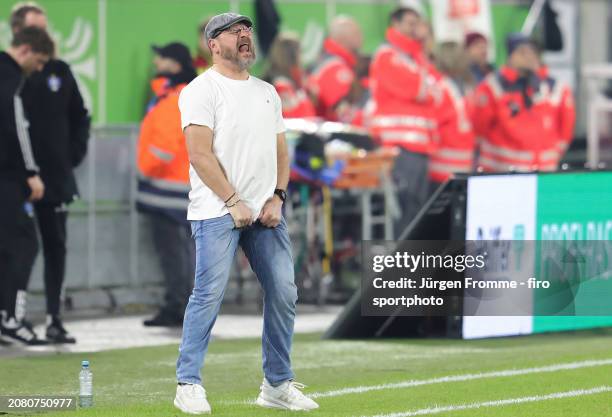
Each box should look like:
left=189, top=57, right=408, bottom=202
left=310, top=358, right=612, bottom=399
left=361, top=386, right=612, bottom=417
left=220, top=358, right=612, bottom=406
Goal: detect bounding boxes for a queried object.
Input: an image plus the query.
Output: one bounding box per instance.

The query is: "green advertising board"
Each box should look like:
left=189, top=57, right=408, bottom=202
left=464, top=172, right=612, bottom=339
left=534, top=172, right=612, bottom=333
left=0, top=1, right=100, bottom=119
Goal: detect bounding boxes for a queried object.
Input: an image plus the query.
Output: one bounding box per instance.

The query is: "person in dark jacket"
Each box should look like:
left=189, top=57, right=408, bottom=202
left=11, top=2, right=91, bottom=344
left=0, top=26, right=53, bottom=346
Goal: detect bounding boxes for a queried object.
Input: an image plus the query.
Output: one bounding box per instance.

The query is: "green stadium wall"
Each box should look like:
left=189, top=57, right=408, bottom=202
left=0, top=0, right=528, bottom=124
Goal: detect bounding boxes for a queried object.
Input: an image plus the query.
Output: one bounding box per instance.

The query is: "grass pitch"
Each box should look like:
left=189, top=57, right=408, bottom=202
left=1, top=329, right=611, bottom=417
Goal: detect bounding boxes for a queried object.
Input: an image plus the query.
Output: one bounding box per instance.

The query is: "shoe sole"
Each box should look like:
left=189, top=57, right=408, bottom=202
left=1, top=335, right=48, bottom=346
left=173, top=397, right=211, bottom=415
left=46, top=338, right=77, bottom=344
left=255, top=395, right=318, bottom=411
left=0, top=334, right=13, bottom=346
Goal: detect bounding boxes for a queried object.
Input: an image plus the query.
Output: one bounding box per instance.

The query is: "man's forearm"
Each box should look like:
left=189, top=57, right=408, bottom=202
left=191, top=152, right=235, bottom=202
left=276, top=135, right=290, bottom=191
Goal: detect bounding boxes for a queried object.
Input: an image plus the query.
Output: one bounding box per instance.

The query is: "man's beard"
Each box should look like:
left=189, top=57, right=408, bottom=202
left=220, top=41, right=256, bottom=71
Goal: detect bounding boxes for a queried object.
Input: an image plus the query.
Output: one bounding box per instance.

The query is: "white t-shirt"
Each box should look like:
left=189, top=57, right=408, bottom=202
left=178, top=68, right=286, bottom=220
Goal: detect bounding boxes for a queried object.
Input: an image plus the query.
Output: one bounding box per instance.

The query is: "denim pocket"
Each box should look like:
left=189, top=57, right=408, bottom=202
left=276, top=215, right=287, bottom=230
left=190, top=221, right=200, bottom=238
left=191, top=214, right=233, bottom=238
left=201, top=214, right=234, bottom=232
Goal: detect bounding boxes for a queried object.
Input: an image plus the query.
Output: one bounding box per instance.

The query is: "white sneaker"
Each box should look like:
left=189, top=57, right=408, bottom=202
left=174, top=383, right=211, bottom=414
left=256, top=378, right=319, bottom=411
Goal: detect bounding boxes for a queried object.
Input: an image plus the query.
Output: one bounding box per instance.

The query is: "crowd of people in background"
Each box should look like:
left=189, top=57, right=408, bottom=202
left=261, top=4, right=576, bottom=234
left=0, top=1, right=577, bottom=342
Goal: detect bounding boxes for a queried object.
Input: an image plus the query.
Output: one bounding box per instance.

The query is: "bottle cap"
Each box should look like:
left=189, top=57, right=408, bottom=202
left=81, top=360, right=90, bottom=367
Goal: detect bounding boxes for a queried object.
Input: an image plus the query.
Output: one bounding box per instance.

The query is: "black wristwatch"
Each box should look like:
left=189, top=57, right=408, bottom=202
left=274, top=188, right=287, bottom=203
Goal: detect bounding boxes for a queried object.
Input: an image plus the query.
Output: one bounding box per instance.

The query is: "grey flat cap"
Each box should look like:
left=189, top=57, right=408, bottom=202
left=204, top=13, right=253, bottom=40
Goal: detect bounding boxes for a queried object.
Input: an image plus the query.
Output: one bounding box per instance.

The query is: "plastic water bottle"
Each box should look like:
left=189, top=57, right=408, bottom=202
left=79, top=360, right=93, bottom=408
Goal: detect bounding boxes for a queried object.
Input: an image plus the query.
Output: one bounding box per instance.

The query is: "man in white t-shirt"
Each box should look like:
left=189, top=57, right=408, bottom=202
left=173, top=13, right=319, bottom=415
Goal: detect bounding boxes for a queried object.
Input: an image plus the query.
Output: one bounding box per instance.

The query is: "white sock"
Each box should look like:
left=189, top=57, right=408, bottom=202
left=15, top=290, right=27, bottom=322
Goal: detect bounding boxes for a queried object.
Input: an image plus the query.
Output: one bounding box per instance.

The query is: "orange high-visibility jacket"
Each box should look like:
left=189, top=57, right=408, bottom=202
left=138, top=77, right=190, bottom=184
left=429, top=76, right=475, bottom=183
left=368, top=28, right=438, bottom=155
left=272, top=75, right=317, bottom=119
left=307, top=38, right=359, bottom=123
left=472, top=66, right=568, bottom=172
left=136, top=77, right=190, bottom=220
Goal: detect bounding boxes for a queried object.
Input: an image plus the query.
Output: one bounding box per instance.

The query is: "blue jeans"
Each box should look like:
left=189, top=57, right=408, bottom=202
left=176, top=214, right=298, bottom=386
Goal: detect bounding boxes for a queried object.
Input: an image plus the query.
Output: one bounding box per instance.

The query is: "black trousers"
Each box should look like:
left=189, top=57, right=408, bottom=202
left=148, top=212, right=194, bottom=317
left=34, top=202, right=68, bottom=317
left=392, top=148, right=431, bottom=238
left=0, top=180, right=38, bottom=320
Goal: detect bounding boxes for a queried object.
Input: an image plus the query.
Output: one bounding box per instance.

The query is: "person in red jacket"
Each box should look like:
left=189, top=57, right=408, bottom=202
left=307, top=15, right=365, bottom=123
left=429, top=42, right=476, bottom=187
left=473, top=33, right=565, bottom=172
left=536, top=63, right=575, bottom=164
left=138, top=42, right=197, bottom=327
left=368, top=6, right=438, bottom=235
left=264, top=33, right=316, bottom=119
